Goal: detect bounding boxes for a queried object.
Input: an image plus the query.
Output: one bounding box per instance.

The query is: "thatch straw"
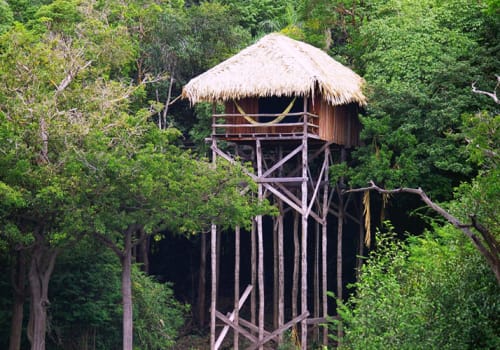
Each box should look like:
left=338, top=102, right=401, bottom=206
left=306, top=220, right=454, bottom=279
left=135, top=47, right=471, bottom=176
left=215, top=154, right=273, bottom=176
left=182, top=33, right=366, bottom=106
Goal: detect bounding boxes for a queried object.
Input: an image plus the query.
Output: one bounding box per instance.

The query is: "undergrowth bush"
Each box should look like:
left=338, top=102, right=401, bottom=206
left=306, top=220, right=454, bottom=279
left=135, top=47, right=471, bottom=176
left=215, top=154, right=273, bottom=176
left=333, top=223, right=500, bottom=350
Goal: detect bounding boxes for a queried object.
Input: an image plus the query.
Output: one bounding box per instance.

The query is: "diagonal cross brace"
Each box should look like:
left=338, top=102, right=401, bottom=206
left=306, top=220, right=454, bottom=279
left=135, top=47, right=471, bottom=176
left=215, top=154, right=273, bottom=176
left=246, top=312, right=310, bottom=350
left=214, top=285, right=253, bottom=350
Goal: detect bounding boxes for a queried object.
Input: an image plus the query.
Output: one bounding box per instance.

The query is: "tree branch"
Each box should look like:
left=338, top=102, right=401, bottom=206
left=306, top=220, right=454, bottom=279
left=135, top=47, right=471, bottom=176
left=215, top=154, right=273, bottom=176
left=92, top=232, right=124, bottom=259
left=345, top=181, right=500, bottom=284
left=56, top=60, right=92, bottom=93
left=471, top=75, right=500, bottom=104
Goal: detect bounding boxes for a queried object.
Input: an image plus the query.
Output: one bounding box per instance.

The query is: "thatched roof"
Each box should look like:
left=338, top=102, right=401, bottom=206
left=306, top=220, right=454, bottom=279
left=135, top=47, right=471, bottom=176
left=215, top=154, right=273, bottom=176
left=182, top=33, right=366, bottom=106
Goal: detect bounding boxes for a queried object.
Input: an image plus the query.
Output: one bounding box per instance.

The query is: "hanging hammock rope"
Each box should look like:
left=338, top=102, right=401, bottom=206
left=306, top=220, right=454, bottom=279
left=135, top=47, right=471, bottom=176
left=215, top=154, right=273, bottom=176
left=233, top=97, right=297, bottom=126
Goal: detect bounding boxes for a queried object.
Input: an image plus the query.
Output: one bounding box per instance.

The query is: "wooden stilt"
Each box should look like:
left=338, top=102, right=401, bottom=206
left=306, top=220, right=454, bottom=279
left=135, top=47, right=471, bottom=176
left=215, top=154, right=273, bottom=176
left=210, top=224, right=217, bottom=349
left=273, top=216, right=278, bottom=332
left=234, top=226, right=240, bottom=350
left=337, top=147, right=346, bottom=344
left=292, top=210, right=299, bottom=319
left=314, top=221, right=320, bottom=342
left=210, top=133, right=217, bottom=350
left=322, top=147, right=330, bottom=346
left=251, top=219, right=256, bottom=332
left=301, top=96, right=309, bottom=350
left=278, top=200, right=285, bottom=344
left=216, top=231, right=221, bottom=301
left=256, top=139, right=265, bottom=350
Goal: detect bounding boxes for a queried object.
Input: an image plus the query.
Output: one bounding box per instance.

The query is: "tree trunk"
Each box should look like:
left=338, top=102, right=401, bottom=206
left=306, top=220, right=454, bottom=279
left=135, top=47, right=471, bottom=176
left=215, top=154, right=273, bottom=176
left=9, top=250, right=27, bottom=350
left=121, top=225, right=135, bottom=350
left=27, top=232, right=58, bottom=350
left=197, top=232, right=207, bottom=327
left=138, top=228, right=149, bottom=274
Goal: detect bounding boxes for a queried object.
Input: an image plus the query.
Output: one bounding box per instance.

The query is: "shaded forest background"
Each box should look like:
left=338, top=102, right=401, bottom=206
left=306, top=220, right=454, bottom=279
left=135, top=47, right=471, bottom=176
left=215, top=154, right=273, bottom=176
left=0, top=0, right=498, bottom=349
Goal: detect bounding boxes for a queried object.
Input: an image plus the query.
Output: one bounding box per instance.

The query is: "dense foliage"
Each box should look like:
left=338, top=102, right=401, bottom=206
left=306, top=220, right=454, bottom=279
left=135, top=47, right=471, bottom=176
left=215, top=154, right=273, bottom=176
left=336, top=226, right=500, bottom=349
left=0, top=0, right=498, bottom=349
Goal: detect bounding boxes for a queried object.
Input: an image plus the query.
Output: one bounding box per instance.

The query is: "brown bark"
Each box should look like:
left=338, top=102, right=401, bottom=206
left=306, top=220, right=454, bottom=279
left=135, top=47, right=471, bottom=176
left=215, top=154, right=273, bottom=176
left=138, top=228, right=149, bottom=274
left=9, top=250, right=27, bottom=350
left=94, top=224, right=140, bottom=350
left=121, top=225, right=137, bottom=350
left=27, top=231, right=58, bottom=350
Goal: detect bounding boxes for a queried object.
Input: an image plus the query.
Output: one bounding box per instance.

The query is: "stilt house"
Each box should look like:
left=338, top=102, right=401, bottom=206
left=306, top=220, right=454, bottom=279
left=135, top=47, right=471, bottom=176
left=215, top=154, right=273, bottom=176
left=182, top=33, right=367, bottom=350
left=183, top=33, right=366, bottom=146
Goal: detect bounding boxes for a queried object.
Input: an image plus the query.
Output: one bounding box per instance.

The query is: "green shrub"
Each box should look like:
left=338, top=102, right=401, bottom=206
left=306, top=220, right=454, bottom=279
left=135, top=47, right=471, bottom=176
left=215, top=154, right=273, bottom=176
left=335, top=224, right=500, bottom=350
left=132, top=267, right=188, bottom=350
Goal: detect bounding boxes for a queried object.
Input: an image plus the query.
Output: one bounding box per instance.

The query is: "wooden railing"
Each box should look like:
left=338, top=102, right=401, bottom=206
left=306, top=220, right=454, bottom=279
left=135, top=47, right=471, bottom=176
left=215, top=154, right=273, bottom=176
left=211, top=112, right=320, bottom=139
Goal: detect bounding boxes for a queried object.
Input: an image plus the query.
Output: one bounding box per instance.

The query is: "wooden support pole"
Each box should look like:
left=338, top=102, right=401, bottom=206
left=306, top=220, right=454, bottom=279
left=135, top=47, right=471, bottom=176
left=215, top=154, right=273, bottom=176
left=301, top=96, right=309, bottom=350
left=337, top=146, right=346, bottom=344
left=273, top=217, right=278, bottom=332
left=314, top=222, right=320, bottom=342
left=234, top=226, right=241, bottom=350
left=210, top=224, right=217, bottom=349
left=256, top=139, right=265, bottom=350
left=292, top=211, right=299, bottom=319
left=210, top=134, right=217, bottom=350
left=277, top=146, right=285, bottom=345
left=322, top=147, right=330, bottom=346
left=216, top=231, right=221, bottom=302
left=251, top=219, right=256, bottom=332
left=278, top=200, right=285, bottom=344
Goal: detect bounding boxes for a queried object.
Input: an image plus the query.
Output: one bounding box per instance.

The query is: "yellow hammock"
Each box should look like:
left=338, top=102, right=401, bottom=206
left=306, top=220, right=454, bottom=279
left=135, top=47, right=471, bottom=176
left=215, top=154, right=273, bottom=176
left=234, top=97, right=297, bottom=126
